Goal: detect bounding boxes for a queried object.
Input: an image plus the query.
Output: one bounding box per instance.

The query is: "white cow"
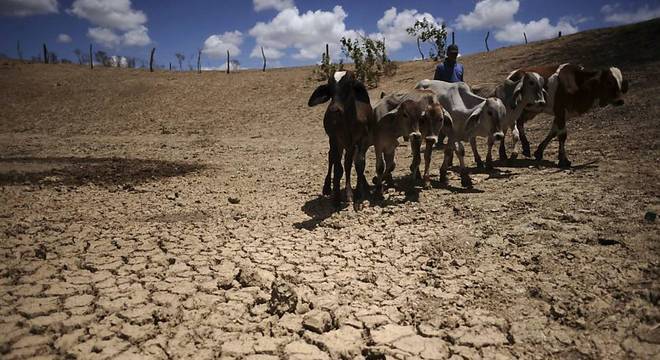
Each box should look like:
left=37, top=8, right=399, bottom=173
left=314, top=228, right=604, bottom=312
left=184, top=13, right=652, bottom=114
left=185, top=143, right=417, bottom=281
left=415, top=80, right=506, bottom=187
left=490, top=71, right=547, bottom=161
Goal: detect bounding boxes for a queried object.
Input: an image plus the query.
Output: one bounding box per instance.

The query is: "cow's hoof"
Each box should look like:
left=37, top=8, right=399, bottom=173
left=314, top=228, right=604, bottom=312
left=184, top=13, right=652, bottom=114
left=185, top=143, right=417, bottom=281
left=534, top=150, right=544, bottom=162
left=475, top=160, right=484, bottom=169
left=460, top=174, right=473, bottom=188
left=485, top=160, right=494, bottom=170
left=322, top=183, right=332, bottom=196
left=332, top=197, right=342, bottom=208
left=414, top=170, right=422, bottom=181
left=353, top=202, right=363, bottom=211
left=509, top=152, right=518, bottom=161
left=439, top=171, right=448, bottom=184
left=423, top=176, right=432, bottom=189
left=372, top=176, right=378, bottom=185
left=499, top=151, right=508, bottom=161
left=522, top=148, right=531, bottom=157
left=558, top=159, right=572, bottom=168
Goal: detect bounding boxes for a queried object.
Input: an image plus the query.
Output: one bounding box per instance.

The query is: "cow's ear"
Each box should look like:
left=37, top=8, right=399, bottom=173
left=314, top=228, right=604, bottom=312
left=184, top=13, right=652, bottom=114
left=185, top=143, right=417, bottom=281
left=353, top=82, right=371, bottom=104
left=441, top=108, right=453, bottom=130
left=512, top=80, right=524, bottom=109
left=308, top=84, right=332, bottom=107
left=465, top=107, right=481, bottom=134
left=621, top=79, right=629, bottom=93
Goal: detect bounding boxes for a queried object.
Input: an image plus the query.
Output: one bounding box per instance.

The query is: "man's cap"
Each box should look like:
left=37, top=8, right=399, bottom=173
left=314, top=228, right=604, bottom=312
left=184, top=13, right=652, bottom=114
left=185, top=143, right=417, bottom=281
left=447, top=44, right=459, bottom=54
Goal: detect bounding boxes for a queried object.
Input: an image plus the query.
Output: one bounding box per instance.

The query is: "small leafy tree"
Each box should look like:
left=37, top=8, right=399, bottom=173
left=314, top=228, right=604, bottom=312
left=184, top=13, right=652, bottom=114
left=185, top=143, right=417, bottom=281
left=95, top=50, right=110, bottom=66
left=175, top=53, right=185, bottom=70
left=406, top=18, right=448, bottom=60
left=340, top=36, right=396, bottom=88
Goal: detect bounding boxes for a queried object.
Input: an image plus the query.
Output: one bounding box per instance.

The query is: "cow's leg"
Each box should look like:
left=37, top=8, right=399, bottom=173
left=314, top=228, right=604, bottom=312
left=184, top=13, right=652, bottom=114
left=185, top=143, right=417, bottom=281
left=518, top=113, right=532, bottom=157
left=373, top=146, right=386, bottom=198
left=486, top=135, right=495, bottom=169
left=344, top=147, right=355, bottom=204
left=383, top=151, right=396, bottom=188
left=534, top=119, right=559, bottom=162
left=498, top=129, right=508, bottom=161
left=423, top=138, right=435, bottom=188
left=332, top=147, right=343, bottom=207
left=469, top=137, right=483, bottom=168
left=323, top=137, right=336, bottom=196
left=409, top=136, right=422, bottom=182
left=556, top=116, right=571, bottom=168
left=354, top=144, right=369, bottom=200
left=439, top=144, right=454, bottom=184
left=509, top=124, right=520, bottom=160
left=455, top=141, right=472, bottom=188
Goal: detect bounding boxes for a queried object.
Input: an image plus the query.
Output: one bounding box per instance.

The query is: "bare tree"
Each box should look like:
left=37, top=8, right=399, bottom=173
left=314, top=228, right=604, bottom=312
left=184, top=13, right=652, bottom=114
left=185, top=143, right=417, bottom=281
left=73, top=49, right=82, bottom=64
left=226, top=50, right=230, bottom=74
left=485, top=31, right=490, bottom=52
left=175, top=53, right=185, bottom=71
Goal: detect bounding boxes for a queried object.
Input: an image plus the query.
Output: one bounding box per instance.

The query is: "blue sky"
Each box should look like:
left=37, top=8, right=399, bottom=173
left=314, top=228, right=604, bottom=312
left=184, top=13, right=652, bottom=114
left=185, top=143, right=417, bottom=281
left=1, top=0, right=659, bottom=69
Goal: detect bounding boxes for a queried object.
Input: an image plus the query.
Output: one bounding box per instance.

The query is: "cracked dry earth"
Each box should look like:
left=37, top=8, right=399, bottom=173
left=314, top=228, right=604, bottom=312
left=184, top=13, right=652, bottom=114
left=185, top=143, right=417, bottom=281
left=1, top=23, right=660, bottom=360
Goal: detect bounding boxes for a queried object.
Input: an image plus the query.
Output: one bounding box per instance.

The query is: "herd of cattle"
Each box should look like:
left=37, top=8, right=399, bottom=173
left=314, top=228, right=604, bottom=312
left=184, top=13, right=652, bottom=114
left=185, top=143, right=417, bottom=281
left=307, top=63, right=629, bottom=206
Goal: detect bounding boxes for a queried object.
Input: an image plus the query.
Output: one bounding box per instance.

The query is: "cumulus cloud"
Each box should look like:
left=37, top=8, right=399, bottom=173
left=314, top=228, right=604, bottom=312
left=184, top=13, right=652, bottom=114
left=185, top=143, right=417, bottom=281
left=202, top=31, right=243, bottom=58
left=370, top=7, right=443, bottom=51
left=0, top=0, right=58, bottom=17
left=455, top=0, right=519, bottom=30
left=57, top=33, right=72, bottom=43
left=88, top=27, right=121, bottom=47
left=253, top=0, right=294, bottom=12
left=68, top=0, right=151, bottom=47
left=494, top=18, right=578, bottom=43
left=455, top=0, right=582, bottom=44
left=601, top=3, right=660, bottom=25
left=249, top=6, right=362, bottom=60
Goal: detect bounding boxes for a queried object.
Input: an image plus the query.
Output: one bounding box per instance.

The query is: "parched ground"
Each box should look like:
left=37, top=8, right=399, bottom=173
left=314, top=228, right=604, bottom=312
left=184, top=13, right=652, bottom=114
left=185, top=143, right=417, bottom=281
left=1, top=20, right=659, bottom=359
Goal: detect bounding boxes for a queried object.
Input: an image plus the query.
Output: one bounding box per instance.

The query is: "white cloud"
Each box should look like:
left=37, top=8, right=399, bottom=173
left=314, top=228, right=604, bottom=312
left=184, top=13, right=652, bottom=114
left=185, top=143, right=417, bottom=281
left=601, top=3, right=660, bottom=25
left=57, top=33, right=72, bottom=43
left=88, top=27, right=121, bottom=48
left=370, top=7, right=443, bottom=52
left=202, top=31, right=243, bottom=58
left=253, top=0, right=294, bottom=12
left=455, top=0, right=519, bottom=30
left=68, top=0, right=150, bottom=47
left=0, top=0, right=58, bottom=17
left=122, top=25, right=150, bottom=46
left=494, top=18, right=578, bottom=43
left=249, top=6, right=362, bottom=60
left=455, top=0, right=582, bottom=44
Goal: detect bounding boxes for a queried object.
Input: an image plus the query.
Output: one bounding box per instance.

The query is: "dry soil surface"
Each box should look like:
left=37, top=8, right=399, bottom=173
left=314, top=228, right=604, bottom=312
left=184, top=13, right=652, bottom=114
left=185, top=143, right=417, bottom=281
left=0, top=20, right=659, bottom=359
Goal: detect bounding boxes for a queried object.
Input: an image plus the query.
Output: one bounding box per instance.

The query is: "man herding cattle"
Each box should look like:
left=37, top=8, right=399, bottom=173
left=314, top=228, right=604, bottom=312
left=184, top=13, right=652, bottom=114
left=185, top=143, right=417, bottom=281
left=434, top=44, right=464, bottom=83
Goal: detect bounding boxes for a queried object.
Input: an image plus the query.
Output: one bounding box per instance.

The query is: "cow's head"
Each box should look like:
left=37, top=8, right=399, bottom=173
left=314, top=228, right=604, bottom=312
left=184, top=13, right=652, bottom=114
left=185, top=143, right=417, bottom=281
left=308, top=71, right=371, bottom=112
left=420, top=101, right=450, bottom=144
left=512, top=72, right=547, bottom=111
left=466, top=98, right=506, bottom=140
left=394, top=99, right=423, bottom=141
left=587, top=67, right=628, bottom=107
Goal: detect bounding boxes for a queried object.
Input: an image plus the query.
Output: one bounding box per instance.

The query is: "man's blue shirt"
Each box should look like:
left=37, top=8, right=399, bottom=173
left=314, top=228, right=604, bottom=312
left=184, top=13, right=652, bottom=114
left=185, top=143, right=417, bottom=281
left=434, top=61, right=464, bottom=82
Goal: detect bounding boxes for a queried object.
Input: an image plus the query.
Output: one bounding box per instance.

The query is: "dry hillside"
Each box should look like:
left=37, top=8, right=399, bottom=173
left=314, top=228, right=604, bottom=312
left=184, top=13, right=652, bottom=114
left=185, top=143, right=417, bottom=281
left=0, top=19, right=659, bottom=359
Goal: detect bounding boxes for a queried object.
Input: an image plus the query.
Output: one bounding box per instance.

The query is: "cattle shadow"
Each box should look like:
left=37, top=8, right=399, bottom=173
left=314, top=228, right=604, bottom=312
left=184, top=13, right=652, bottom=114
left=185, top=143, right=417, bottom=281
left=491, top=158, right=558, bottom=169
left=0, top=156, right=204, bottom=187
left=295, top=195, right=337, bottom=230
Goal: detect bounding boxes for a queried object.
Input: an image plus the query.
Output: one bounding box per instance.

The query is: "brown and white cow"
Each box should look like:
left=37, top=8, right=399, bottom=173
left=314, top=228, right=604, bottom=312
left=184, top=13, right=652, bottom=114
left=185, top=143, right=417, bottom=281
left=508, top=63, right=628, bottom=167
left=371, top=89, right=453, bottom=195
left=308, top=71, right=374, bottom=207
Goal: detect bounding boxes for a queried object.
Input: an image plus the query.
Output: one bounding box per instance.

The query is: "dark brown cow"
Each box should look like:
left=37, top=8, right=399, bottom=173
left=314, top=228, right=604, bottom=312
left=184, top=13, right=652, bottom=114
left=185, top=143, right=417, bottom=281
left=308, top=71, right=374, bottom=207
left=509, top=63, right=628, bottom=167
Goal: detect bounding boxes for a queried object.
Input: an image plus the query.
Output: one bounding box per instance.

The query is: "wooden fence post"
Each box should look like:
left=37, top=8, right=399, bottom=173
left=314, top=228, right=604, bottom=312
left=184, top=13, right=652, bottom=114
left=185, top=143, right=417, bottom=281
left=197, top=49, right=201, bottom=74
left=261, top=46, right=266, bottom=72
left=169, top=62, right=172, bottom=71
left=452, top=32, right=455, bottom=45
left=43, top=43, right=48, bottom=64
left=149, top=47, right=155, bottom=72
left=17, top=40, right=22, bottom=60
left=523, top=32, right=528, bottom=44
left=226, top=50, right=230, bottom=74
left=558, top=31, right=562, bottom=38
left=89, top=44, right=93, bottom=69
left=485, top=31, right=490, bottom=52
